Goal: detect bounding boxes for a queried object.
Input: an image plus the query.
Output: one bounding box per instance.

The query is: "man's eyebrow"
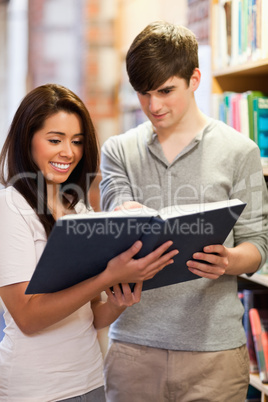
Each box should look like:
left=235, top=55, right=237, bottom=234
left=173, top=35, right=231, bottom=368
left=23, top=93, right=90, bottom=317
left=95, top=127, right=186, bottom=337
left=158, top=85, right=176, bottom=92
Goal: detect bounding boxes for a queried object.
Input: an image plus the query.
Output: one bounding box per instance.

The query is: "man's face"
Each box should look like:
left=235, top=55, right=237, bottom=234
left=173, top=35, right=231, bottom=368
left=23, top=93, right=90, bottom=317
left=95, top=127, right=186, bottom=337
left=137, top=75, right=195, bottom=133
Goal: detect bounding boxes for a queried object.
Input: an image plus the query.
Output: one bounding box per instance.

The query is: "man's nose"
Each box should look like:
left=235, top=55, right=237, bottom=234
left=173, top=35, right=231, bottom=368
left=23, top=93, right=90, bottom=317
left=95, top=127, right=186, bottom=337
left=149, top=95, right=162, bottom=113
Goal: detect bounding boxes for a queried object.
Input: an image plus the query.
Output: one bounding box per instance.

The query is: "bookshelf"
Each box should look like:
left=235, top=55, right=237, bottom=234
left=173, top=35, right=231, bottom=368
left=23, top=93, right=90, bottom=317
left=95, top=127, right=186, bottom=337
left=239, top=274, right=268, bottom=401
left=249, top=374, right=268, bottom=402
left=211, top=1, right=268, bottom=399
left=212, top=57, right=268, bottom=179
left=211, top=0, right=268, bottom=178
left=212, top=58, right=268, bottom=95
left=240, top=273, right=268, bottom=288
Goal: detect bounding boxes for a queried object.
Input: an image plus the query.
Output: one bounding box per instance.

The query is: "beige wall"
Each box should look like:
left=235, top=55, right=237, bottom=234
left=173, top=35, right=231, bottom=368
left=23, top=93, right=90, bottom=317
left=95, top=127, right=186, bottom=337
left=118, top=0, right=187, bottom=54
left=0, top=3, right=7, bottom=153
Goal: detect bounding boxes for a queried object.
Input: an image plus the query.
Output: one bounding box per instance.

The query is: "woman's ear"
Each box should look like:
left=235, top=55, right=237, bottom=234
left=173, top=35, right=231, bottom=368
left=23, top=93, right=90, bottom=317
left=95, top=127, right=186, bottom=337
left=190, top=68, right=201, bottom=92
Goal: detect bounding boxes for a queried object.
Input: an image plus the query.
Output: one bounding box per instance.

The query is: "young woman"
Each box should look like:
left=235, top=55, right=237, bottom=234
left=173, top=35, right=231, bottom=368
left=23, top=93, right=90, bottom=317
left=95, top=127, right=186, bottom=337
left=0, top=84, right=178, bottom=402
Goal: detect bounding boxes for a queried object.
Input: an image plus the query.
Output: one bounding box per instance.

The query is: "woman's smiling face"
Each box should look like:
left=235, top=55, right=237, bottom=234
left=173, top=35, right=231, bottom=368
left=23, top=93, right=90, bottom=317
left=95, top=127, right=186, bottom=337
left=31, top=111, right=84, bottom=185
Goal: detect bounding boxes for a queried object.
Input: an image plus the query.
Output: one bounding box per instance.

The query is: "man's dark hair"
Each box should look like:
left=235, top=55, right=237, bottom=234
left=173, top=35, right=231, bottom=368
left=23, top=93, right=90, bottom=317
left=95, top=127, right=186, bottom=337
left=126, top=21, right=199, bottom=93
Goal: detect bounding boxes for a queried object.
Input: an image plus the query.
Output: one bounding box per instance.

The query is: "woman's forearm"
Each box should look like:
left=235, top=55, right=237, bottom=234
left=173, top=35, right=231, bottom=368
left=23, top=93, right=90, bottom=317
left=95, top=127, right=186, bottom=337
left=0, top=269, right=114, bottom=335
left=92, top=300, right=126, bottom=330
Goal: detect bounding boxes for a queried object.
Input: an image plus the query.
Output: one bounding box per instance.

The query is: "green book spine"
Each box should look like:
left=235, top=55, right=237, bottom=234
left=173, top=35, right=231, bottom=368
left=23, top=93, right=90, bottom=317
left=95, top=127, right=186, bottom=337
left=247, top=91, right=265, bottom=141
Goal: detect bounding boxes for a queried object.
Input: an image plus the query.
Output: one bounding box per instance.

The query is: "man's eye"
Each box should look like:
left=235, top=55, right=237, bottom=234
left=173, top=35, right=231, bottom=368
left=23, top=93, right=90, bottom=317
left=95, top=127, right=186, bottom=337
left=161, top=89, right=171, bottom=94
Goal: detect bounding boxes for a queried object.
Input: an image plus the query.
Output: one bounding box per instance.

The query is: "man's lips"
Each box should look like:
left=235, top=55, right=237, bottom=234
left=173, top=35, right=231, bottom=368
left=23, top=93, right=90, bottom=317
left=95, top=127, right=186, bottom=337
left=151, top=112, right=168, bottom=119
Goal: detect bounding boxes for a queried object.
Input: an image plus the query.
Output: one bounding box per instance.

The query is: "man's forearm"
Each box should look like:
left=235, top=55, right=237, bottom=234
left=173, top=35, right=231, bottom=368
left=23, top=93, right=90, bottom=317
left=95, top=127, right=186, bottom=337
left=226, top=242, right=262, bottom=276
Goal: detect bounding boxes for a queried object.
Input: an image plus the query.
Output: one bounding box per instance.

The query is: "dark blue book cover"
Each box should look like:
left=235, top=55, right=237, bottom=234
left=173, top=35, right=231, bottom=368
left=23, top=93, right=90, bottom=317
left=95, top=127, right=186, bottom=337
left=26, top=199, right=246, bottom=294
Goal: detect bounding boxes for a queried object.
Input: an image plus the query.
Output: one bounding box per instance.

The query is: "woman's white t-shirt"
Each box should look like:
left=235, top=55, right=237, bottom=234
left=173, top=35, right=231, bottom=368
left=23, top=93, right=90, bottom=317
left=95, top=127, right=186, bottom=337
left=0, top=187, right=104, bottom=402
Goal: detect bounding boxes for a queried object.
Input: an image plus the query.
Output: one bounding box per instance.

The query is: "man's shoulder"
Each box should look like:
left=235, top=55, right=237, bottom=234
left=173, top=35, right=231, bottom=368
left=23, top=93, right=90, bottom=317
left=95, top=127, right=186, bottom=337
left=208, top=119, right=258, bottom=151
left=102, top=120, right=153, bottom=150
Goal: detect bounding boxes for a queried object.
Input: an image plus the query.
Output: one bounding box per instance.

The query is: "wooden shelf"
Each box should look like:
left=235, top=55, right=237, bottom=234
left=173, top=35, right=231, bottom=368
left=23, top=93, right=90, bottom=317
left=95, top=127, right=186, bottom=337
left=240, top=274, right=268, bottom=401
left=213, top=59, right=268, bottom=78
left=240, top=273, right=268, bottom=287
left=250, top=374, right=268, bottom=402
left=212, top=59, right=268, bottom=93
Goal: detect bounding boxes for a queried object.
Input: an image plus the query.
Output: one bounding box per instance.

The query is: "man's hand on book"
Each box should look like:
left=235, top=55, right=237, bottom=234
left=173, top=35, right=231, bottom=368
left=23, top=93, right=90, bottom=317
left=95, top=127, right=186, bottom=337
left=186, top=244, right=228, bottom=280
left=114, top=201, right=144, bottom=211
left=106, top=282, right=143, bottom=309
left=106, top=240, right=179, bottom=285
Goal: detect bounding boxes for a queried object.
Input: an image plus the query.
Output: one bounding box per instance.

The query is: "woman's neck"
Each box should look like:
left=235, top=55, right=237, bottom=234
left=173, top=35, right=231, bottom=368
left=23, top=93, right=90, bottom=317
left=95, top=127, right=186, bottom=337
left=46, top=183, right=70, bottom=220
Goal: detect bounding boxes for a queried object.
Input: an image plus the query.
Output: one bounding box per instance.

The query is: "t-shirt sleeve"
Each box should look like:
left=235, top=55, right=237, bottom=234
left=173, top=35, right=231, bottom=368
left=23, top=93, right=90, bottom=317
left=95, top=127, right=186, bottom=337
left=232, top=147, right=268, bottom=268
left=0, top=190, right=39, bottom=287
left=100, top=137, right=135, bottom=211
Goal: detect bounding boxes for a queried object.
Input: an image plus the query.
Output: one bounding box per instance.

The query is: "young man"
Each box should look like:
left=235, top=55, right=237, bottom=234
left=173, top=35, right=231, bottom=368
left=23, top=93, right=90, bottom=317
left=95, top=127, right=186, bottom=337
left=100, top=21, right=268, bottom=402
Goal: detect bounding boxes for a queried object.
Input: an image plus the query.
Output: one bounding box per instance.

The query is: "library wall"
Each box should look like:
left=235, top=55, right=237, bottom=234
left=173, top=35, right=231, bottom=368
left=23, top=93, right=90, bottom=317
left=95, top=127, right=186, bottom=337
left=187, top=0, right=210, bottom=45
left=117, top=0, right=187, bottom=133
left=0, top=2, right=7, bottom=153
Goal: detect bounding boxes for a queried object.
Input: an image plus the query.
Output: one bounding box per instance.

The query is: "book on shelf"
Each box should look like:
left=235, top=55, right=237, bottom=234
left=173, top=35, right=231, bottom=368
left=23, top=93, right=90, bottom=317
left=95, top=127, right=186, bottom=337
left=224, top=0, right=232, bottom=65
left=249, top=308, right=268, bottom=383
left=247, top=91, right=266, bottom=142
left=243, top=289, right=268, bottom=374
left=211, top=90, right=268, bottom=166
left=253, top=97, right=268, bottom=166
left=259, top=258, right=268, bottom=275
left=25, top=199, right=246, bottom=295
left=261, top=0, right=268, bottom=59
left=240, top=92, right=250, bottom=138
left=245, top=383, right=262, bottom=401
left=231, top=92, right=243, bottom=132
left=212, top=0, right=268, bottom=69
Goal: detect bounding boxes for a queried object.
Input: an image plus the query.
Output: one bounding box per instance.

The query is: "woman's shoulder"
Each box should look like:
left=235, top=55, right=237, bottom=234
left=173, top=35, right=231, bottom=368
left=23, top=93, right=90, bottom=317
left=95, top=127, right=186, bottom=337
left=0, top=186, right=40, bottom=224
left=0, top=186, right=31, bottom=210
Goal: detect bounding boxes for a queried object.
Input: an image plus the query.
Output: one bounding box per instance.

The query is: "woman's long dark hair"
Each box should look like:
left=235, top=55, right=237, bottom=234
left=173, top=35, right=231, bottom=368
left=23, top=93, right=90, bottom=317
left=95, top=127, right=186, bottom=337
left=0, top=84, right=99, bottom=237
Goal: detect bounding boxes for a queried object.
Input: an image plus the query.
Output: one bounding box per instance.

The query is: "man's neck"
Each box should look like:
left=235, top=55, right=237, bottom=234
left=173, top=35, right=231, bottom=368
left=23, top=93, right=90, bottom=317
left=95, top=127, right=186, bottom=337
left=155, top=110, right=209, bottom=164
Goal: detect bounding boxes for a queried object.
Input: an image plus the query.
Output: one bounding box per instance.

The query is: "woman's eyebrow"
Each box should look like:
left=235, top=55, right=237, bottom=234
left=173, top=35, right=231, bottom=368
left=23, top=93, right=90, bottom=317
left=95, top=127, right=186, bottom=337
left=46, top=131, right=84, bottom=136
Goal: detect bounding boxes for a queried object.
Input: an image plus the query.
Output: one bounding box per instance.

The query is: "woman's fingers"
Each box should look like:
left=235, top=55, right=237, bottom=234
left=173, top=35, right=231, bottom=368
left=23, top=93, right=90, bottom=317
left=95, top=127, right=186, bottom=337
left=143, top=258, right=176, bottom=280
left=139, top=243, right=179, bottom=269
left=116, top=240, right=143, bottom=262
left=107, top=240, right=179, bottom=285
left=107, top=283, right=142, bottom=307
left=146, top=240, right=174, bottom=260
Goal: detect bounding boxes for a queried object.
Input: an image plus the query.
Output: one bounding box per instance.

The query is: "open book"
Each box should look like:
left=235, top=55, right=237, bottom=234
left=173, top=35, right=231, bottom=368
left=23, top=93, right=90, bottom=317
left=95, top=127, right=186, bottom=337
left=25, top=199, right=246, bottom=294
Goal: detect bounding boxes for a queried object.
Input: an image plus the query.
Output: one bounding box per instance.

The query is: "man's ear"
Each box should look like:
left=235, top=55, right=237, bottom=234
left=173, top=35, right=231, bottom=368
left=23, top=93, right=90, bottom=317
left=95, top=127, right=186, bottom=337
left=190, top=68, right=201, bottom=92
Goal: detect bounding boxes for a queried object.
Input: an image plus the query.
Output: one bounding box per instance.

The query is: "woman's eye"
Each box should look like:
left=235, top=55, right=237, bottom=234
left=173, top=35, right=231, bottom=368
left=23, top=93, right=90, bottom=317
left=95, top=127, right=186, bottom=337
left=48, top=139, right=60, bottom=144
left=72, top=140, right=83, bottom=145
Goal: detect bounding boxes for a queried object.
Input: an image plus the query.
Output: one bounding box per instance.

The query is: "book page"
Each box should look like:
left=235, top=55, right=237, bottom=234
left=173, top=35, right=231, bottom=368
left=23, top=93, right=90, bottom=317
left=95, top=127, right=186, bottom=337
left=60, top=206, right=158, bottom=221
left=158, top=199, right=244, bottom=220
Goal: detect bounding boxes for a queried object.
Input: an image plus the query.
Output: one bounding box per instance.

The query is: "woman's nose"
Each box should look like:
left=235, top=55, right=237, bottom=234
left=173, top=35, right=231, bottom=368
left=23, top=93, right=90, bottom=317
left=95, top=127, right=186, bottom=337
left=59, top=141, right=73, bottom=158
